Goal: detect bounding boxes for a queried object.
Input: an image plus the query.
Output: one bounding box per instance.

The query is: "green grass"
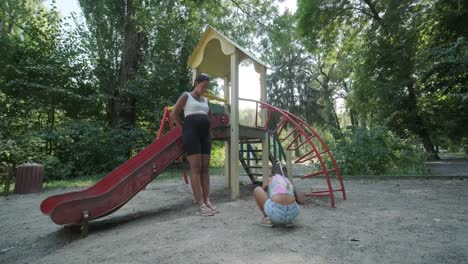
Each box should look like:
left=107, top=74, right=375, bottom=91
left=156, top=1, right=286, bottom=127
left=439, top=152, right=468, bottom=159
left=1, top=167, right=226, bottom=194
left=43, top=167, right=224, bottom=190
left=44, top=173, right=107, bottom=190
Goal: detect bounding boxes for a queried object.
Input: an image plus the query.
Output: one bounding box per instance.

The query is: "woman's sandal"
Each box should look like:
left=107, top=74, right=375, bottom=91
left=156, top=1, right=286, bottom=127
left=196, top=204, right=215, bottom=216
left=206, top=203, right=220, bottom=214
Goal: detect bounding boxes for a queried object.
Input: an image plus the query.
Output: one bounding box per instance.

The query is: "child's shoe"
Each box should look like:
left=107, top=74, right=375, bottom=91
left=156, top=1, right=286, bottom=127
left=260, top=216, right=273, bottom=227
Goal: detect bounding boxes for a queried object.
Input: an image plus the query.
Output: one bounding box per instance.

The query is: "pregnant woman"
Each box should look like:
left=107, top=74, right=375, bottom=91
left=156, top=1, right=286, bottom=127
left=171, top=74, right=219, bottom=216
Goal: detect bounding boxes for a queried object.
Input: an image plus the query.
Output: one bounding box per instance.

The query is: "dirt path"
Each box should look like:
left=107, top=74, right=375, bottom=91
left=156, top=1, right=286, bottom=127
left=1, top=176, right=467, bottom=264
left=426, top=158, right=468, bottom=176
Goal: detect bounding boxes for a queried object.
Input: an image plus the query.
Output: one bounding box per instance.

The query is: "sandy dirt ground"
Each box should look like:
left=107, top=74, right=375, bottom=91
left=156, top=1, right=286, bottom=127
left=1, top=176, right=467, bottom=264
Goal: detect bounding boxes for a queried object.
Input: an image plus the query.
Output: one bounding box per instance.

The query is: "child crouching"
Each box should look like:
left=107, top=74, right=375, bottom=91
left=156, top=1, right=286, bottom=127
left=253, top=161, right=304, bottom=227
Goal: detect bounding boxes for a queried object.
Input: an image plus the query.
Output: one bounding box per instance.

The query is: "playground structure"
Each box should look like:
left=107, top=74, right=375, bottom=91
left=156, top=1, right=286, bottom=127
left=40, top=27, right=346, bottom=234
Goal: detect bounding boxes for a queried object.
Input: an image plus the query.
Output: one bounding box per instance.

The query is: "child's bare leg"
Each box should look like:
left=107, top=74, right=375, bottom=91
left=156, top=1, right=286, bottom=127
left=253, top=187, right=268, bottom=217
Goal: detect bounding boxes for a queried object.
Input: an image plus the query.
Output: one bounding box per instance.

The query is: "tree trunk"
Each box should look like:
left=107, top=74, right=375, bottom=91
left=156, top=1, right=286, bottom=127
left=294, top=137, right=300, bottom=158
left=360, top=114, right=368, bottom=128
left=407, top=82, right=441, bottom=160
left=44, top=102, right=56, bottom=155
left=331, top=101, right=341, bottom=130
left=111, top=0, right=144, bottom=129
left=462, top=0, right=468, bottom=37
left=350, top=108, right=359, bottom=126
left=419, top=128, right=440, bottom=160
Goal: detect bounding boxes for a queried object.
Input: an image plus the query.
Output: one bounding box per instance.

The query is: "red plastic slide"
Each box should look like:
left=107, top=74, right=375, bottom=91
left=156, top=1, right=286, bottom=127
left=40, top=127, right=184, bottom=225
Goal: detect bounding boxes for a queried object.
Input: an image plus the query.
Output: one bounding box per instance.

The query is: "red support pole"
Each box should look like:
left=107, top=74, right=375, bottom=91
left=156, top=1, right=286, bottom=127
left=294, top=149, right=316, bottom=163
left=291, top=117, right=346, bottom=200
left=263, top=111, right=273, bottom=131
left=289, top=135, right=312, bottom=151
left=273, top=117, right=287, bottom=135
left=157, top=108, right=169, bottom=139
left=157, top=107, right=188, bottom=185
left=285, top=132, right=302, bottom=151
left=281, top=127, right=298, bottom=141
left=182, top=170, right=189, bottom=184
left=301, top=168, right=337, bottom=179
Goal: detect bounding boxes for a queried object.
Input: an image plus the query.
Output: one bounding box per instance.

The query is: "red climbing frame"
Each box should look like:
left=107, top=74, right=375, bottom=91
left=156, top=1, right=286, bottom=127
left=240, top=98, right=346, bottom=208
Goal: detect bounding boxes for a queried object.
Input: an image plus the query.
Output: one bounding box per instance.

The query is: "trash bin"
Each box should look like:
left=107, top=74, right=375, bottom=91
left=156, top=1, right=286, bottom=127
left=14, top=163, right=44, bottom=194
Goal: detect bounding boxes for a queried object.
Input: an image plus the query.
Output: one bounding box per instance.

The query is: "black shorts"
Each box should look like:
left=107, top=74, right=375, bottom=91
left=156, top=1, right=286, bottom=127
left=182, top=114, right=212, bottom=156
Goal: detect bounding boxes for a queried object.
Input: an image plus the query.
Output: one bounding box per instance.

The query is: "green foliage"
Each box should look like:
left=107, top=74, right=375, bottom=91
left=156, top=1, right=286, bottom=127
left=0, top=120, right=151, bottom=180
left=263, top=11, right=358, bottom=133
left=42, top=121, right=150, bottom=180
left=297, top=0, right=468, bottom=157
left=1, top=0, right=280, bottom=180
left=209, top=142, right=226, bottom=168
left=0, top=132, right=44, bottom=164
left=3, top=0, right=464, bottom=180
left=331, top=127, right=428, bottom=176
left=239, top=108, right=257, bottom=127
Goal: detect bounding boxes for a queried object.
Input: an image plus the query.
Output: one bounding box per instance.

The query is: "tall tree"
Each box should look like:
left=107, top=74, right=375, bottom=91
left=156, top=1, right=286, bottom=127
left=297, top=0, right=467, bottom=159
left=77, top=0, right=279, bottom=129
left=262, top=12, right=354, bottom=133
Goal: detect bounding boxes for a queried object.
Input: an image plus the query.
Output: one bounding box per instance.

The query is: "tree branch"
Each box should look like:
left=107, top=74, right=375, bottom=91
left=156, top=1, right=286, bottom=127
left=361, top=0, right=382, bottom=21
left=312, top=75, right=326, bottom=88
left=227, top=0, right=269, bottom=31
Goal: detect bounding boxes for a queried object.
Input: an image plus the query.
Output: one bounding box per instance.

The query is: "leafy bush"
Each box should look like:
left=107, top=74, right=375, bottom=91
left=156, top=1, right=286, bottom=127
left=0, top=134, right=46, bottom=167
left=0, top=120, right=151, bottom=181
left=210, top=141, right=225, bottom=168
left=330, top=127, right=428, bottom=176
left=41, top=121, right=150, bottom=180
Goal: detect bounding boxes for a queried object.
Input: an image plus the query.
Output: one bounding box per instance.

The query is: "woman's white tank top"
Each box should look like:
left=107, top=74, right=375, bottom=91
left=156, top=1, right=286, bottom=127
left=183, top=92, right=209, bottom=117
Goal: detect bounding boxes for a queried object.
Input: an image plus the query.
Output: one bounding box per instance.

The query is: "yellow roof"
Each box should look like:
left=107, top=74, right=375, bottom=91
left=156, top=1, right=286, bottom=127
left=187, top=26, right=267, bottom=78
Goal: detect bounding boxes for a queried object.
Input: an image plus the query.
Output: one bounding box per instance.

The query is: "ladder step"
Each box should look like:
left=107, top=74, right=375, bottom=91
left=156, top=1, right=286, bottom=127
left=250, top=173, right=263, bottom=176
left=242, top=158, right=262, bottom=161
left=240, top=140, right=262, bottom=144
left=239, top=150, right=262, bottom=152
left=245, top=166, right=263, bottom=169
left=253, top=175, right=264, bottom=181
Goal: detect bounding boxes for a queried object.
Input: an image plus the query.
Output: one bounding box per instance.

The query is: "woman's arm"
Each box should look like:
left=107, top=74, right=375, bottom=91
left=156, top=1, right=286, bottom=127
left=171, top=93, right=188, bottom=128
left=208, top=108, right=212, bottom=133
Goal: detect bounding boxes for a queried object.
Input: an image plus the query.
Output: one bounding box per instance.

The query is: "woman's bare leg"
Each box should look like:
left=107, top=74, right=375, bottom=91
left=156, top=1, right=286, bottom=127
left=187, top=154, right=204, bottom=207
left=200, top=154, right=211, bottom=206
